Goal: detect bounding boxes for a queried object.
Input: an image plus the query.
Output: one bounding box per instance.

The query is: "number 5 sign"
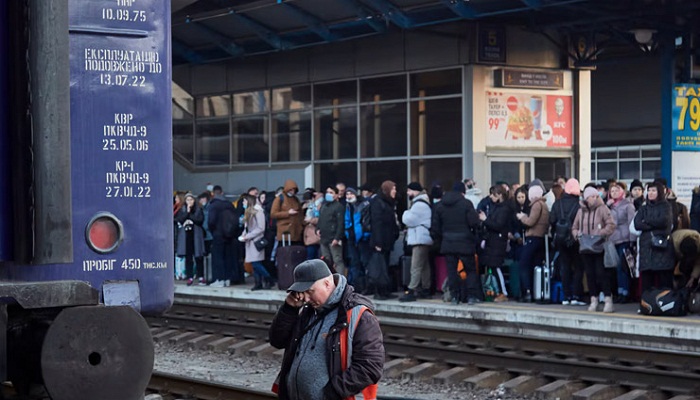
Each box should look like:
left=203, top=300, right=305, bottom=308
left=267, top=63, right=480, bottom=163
left=673, top=84, right=700, bottom=151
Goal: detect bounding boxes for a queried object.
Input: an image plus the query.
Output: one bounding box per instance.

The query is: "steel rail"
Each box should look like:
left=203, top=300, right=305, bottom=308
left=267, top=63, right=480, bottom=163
left=148, top=371, right=276, bottom=400
left=149, top=298, right=700, bottom=396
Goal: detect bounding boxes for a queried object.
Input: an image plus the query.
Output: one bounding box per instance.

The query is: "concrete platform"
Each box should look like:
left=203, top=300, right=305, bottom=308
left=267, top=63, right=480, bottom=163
left=173, top=280, right=700, bottom=352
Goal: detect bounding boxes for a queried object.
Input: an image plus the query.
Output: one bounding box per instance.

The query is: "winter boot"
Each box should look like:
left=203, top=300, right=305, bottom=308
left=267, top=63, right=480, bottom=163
left=399, top=290, right=417, bottom=303
left=588, top=296, right=599, bottom=312
left=603, top=296, right=614, bottom=313
left=251, top=276, right=263, bottom=291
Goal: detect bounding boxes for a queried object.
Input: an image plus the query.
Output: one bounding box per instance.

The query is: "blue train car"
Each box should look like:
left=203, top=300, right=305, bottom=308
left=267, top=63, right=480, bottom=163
left=0, top=1, right=172, bottom=399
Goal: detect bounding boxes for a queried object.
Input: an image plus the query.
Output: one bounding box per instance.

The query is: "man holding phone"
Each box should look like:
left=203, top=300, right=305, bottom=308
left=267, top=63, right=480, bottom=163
left=269, top=260, right=384, bottom=400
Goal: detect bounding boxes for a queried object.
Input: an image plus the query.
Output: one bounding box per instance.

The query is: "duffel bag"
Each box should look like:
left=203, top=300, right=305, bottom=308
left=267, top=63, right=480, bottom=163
left=639, top=288, right=688, bottom=317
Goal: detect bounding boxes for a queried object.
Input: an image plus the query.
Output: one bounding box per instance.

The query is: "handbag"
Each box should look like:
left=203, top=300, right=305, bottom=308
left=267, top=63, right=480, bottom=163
left=367, top=251, right=391, bottom=288
left=651, top=233, right=670, bottom=249
left=603, top=241, right=620, bottom=268
left=623, top=247, right=638, bottom=278
left=579, top=234, right=605, bottom=254
left=253, top=237, right=269, bottom=251
left=303, top=223, right=321, bottom=246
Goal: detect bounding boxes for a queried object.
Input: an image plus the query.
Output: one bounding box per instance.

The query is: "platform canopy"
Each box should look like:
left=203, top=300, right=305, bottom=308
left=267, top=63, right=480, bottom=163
left=171, top=0, right=700, bottom=65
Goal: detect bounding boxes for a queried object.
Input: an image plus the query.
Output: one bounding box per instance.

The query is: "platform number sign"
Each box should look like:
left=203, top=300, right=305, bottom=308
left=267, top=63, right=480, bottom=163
left=673, top=84, right=700, bottom=151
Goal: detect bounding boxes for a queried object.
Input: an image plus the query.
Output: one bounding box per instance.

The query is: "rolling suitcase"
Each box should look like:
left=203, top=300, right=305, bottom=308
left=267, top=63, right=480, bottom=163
left=533, top=235, right=551, bottom=303
left=276, top=234, right=306, bottom=290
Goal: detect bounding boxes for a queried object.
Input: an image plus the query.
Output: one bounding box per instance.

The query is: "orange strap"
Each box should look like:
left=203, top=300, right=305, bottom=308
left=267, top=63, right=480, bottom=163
left=340, top=306, right=378, bottom=400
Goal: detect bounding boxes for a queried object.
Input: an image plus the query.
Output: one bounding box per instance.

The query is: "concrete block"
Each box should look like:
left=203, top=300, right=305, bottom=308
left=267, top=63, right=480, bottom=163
left=535, top=379, right=587, bottom=399
left=667, top=396, right=696, bottom=400
left=205, top=336, right=237, bottom=351
left=272, top=348, right=285, bottom=360
left=573, top=384, right=626, bottom=400
left=152, top=329, right=180, bottom=343
left=186, top=334, right=215, bottom=350
left=400, top=362, right=442, bottom=381
left=463, top=370, right=512, bottom=390
left=168, top=331, right=198, bottom=345
left=149, top=327, right=164, bottom=335
left=502, top=375, right=550, bottom=394
left=611, top=389, right=667, bottom=400
left=247, top=343, right=275, bottom=357
left=432, top=366, right=479, bottom=385
left=383, top=358, right=417, bottom=379
left=228, top=339, right=257, bottom=355
left=144, top=394, right=163, bottom=400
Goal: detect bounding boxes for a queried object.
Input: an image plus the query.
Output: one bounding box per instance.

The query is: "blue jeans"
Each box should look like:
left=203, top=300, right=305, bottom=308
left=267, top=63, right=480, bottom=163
left=615, top=242, right=630, bottom=296
left=252, top=261, right=270, bottom=279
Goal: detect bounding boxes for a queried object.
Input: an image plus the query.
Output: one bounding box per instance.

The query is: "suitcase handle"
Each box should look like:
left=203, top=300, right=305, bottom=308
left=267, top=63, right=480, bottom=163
left=282, top=232, right=291, bottom=247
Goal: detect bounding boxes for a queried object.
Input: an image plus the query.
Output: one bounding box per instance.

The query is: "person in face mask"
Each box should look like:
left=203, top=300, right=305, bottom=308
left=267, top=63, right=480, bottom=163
left=317, top=187, right=347, bottom=276
left=271, top=179, right=304, bottom=244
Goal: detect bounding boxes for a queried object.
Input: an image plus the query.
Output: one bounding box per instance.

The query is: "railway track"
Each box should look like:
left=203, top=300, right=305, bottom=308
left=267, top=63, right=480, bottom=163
left=147, top=371, right=276, bottom=400
left=148, top=295, right=700, bottom=399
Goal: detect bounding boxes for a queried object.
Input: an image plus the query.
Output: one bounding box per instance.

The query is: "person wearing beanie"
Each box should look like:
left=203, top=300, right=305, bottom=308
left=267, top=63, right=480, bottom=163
left=633, top=180, right=676, bottom=295
left=269, top=260, right=384, bottom=400
left=606, top=182, right=636, bottom=304
left=550, top=178, right=584, bottom=305
left=430, top=184, right=443, bottom=203
left=346, top=187, right=358, bottom=196
left=431, top=180, right=483, bottom=304
left=515, top=182, right=550, bottom=303
left=369, top=180, right=399, bottom=300
left=572, top=183, right=616, bottom=312
left=400, top=181, right=433, bottom=302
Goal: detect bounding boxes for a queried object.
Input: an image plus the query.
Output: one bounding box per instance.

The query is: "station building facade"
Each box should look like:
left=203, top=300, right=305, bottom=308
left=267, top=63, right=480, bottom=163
left=172, top=22, right=610, bottom=194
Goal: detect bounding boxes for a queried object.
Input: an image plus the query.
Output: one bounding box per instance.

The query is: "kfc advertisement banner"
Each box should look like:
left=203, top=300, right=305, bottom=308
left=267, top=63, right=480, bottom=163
left=486, top=91, right=573, bottom=148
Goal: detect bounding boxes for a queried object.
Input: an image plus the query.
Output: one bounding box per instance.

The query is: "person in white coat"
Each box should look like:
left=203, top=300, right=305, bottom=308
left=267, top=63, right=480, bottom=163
left=239, top=195, right=271, bottom=290
left=400, top=182, right=433, bottom=302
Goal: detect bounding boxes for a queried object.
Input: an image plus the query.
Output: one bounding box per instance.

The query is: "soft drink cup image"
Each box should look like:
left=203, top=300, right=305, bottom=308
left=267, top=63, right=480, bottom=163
left=530, top=96, right=543, bottom=130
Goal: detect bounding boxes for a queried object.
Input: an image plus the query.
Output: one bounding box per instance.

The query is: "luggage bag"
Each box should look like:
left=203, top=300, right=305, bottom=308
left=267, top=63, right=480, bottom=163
left=276, top=234, right=306, bottom=290
left=533, top=235, right=551, bottom=303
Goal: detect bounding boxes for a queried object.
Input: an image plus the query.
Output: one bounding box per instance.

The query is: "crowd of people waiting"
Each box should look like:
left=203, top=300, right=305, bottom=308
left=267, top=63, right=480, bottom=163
left=173, top=175, right=700, bottom=314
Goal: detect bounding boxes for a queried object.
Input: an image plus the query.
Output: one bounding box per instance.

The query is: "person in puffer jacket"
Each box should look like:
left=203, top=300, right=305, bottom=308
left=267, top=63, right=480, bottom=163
left=634, top=181, right=675, bottom=294
left=399, top=182, right=433, bottom=302
left=515, top=184, right=550, bottom=303
left=606, top=182, right=635, bottom=303
left=344, top=188, right=371, bottom=293
left=572, top=186, right=616, bottom=313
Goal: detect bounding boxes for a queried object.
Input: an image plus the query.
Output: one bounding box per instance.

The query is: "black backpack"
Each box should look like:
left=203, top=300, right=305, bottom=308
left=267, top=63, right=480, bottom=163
left=360, top=201, right=372, bottom=233
left=220, top=208, right=237, bottom=239
left=639, top=288, right=688, bottom=316
left=553, top=202, right=578, bottom=249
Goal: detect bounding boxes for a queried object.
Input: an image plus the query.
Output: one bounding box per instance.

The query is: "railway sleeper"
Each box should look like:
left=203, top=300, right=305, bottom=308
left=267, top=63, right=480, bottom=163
left=572, top=383, right=626, bottom=400
left=463, top=370, right=513, bottom=390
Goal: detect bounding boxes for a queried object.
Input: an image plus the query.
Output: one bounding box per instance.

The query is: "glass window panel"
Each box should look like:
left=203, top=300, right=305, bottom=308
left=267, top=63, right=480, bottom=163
left=591, top=162, right=596, bottom=180
left=360, top=75, right=406, bottom=103
left=360, top=103, right=407, bottom=158
left=410, top=98, right=461, bottom=155
left=535, top=158, right=571, bottom=185
left=272, top=85, right=311, bottom=111
left=314, top=107, right=357, bottom=160
left=642, top=160, right=661, bottom=180
left=410, top=158, right=462, bottom=191
left=314, top=80, right=356, bottom=107
left=173, top=118, right=194, bottom=164
left=491, top=161, right=532, bottom=188
left=195, top=118, right=230, bottom=166
left=360, top=160, right=408, bottom=205
left=316, top=162, right=358, bottom=190
left=233, top=91, right=269, bottom=115
left=620, top=161, right=640, bottom=180
left=410, top=68, right=461, bottom=98
left=642, top=148, right=661, bottom=158
left=618, top=150, right=639, bottom=159
left=232, top=116, right=268, bottom=164
left=196, top=95, right=230, bottom=117
left=597, top=161, right=616, bottom=181
left=596, top=151, right=616, bottom=160
left=272, top=111, right=311, bottom=162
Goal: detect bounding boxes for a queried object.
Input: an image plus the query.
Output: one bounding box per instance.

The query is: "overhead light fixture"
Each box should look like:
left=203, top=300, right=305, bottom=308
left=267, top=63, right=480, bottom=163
left=631, top=28, right=655, bottom=45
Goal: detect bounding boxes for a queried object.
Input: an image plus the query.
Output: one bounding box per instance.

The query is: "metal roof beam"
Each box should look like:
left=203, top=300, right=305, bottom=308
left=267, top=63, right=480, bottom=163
left=172, top=38, right=204, bottom=64
left=228, top=10, right=290, bottom=50
left=363, top=0, right=413, bottom=29
left=440, top=0, right=477, bottom=19
left=336, top=0, right=387, bottom=33
left=187, top=21, right=244, bottom=57
left=520, top=0, right=542, bottom=9
left=280, top=3, right=336, bottom=42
